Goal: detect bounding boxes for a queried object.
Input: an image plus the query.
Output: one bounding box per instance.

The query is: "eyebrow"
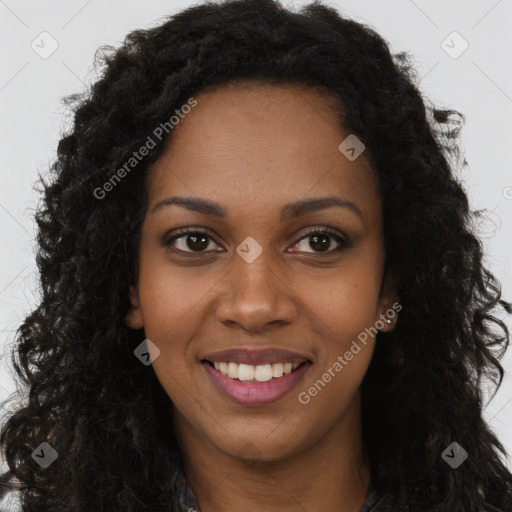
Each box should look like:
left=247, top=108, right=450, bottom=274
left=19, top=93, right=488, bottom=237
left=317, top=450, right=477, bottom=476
left=151, top=195, right=364, bottom=221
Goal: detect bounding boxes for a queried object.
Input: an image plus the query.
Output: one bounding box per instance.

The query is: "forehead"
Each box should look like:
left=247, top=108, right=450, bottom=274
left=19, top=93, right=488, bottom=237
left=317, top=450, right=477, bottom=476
left=147, top=83, right=379, bottom=220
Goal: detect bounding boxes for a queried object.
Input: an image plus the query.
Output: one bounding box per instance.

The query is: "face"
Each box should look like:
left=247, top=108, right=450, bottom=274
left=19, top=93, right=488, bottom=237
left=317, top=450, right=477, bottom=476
left=126, top=83, right=397, bottom=462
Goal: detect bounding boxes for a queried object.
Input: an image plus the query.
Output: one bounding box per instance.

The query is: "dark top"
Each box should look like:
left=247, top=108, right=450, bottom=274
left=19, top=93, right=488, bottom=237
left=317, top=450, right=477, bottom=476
left=169, top=450, right=383, bottom=511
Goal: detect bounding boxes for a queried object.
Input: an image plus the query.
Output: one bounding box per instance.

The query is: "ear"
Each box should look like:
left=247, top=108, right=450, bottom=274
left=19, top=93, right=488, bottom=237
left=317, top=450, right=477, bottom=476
left=125, top=285, right=144, bottom=330
left=376, top=273, right=400, bottom=333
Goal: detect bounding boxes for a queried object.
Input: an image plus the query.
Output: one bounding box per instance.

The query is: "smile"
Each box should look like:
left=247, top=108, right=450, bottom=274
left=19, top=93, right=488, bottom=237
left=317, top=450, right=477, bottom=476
left=202, top=359, right=312, bottom=406
left=207, top=361, right=304, bottom=381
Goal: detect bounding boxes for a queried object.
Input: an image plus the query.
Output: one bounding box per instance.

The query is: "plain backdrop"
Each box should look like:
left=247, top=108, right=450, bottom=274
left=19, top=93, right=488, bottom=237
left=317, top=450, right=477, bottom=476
left=1, top=0, right=511, bottom=485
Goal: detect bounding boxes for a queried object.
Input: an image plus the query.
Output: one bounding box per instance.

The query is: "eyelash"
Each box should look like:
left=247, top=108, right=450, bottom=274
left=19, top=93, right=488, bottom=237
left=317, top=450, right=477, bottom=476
left=162, top=226, right=351, bottom=256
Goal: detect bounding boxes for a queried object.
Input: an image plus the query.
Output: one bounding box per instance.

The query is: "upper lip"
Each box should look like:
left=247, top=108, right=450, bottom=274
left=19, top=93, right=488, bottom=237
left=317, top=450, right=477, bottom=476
left=201, top=348, right=312, bottom=366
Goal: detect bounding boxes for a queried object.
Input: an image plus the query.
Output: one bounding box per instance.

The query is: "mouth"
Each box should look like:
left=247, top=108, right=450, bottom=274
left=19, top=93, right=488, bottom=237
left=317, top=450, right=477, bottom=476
left=201, top=359, right=313, bottom=406
left=201, top=359, right=311, bottom=382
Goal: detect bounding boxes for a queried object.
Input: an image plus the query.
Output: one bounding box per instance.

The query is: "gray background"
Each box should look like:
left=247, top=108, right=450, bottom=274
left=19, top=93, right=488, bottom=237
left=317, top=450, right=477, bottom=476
left=1, top=0, right=511, bottom=490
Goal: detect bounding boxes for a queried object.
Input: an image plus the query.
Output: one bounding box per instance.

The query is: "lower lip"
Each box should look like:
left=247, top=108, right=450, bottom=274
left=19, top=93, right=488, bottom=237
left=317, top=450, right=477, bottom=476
left=202, top=361, right=311, bottom=406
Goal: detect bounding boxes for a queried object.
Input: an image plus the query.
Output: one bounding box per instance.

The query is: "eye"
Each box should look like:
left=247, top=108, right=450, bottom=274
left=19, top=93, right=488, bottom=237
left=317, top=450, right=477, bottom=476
left=289, top=227, right=351, bottom=255
left=162, top=226, right=351, bottom=255
left=163, top=228, right=221, bottom=254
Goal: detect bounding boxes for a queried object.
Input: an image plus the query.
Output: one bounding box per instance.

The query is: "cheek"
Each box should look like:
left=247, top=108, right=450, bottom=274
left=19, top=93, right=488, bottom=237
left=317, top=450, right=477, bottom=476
left=138, top=279, right=201, bottom=416
left=303, top=255, right=383, bottom=336
left=134, top=259, right=212, bottom=385
left=297, top=283, right=378, bottom=416
left=136, top=245, right=221, bottom=341
left=298, top=254, right=382, bottom=387
left=309, top=287, right=377, bottom=388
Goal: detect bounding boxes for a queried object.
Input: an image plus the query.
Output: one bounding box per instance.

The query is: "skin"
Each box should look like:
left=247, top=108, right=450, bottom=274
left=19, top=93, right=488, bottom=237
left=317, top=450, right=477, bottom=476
left=125, top=82, right=397, bottom=512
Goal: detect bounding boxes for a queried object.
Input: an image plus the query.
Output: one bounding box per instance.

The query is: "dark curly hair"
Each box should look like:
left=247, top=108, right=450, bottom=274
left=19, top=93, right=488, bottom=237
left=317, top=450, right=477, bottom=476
left=1, top=0, right=511, bottom=510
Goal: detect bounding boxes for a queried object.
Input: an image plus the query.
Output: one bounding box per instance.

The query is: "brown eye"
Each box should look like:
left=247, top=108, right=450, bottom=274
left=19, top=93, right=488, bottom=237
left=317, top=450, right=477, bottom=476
left=290, top=228, right=351, bottom=254
left=163, top=228, right=220, bottom=253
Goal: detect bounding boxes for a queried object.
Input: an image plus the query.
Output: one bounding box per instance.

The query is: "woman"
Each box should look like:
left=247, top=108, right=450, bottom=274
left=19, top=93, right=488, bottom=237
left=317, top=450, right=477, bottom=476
left=1, top=0, right=511, bottom=510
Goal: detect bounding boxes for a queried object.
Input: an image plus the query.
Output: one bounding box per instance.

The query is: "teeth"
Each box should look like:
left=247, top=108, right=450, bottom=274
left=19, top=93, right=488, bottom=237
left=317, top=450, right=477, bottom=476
left=254, top=364, right=273, bottom=382
left=272, top=363, right=284, bottom=378
left=210, top=361, right=302, bottom=381
left=238, top=364, right=255, bottom=381
left=227, top=362, right=238, bottom=378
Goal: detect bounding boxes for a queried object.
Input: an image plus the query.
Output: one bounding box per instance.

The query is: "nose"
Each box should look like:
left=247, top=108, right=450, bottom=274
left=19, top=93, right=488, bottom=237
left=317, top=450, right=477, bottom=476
left=215, top=250, right=297, bottom=333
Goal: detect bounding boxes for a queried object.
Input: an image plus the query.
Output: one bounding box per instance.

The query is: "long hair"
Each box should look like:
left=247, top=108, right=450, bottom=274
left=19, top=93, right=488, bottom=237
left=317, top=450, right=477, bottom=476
left=1, top=0, right=511, bottom=510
